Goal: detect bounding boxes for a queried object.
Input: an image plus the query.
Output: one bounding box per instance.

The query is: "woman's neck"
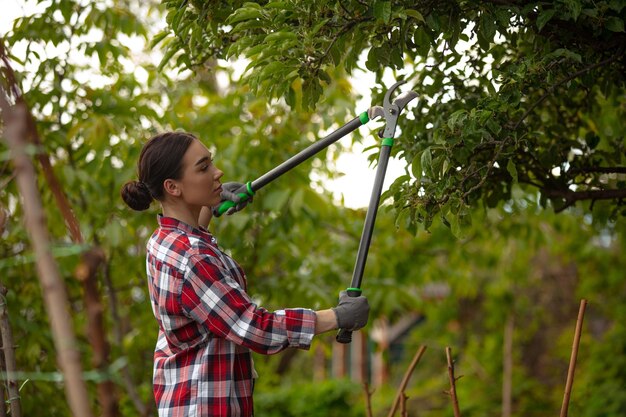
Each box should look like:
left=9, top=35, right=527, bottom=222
left=161, top=202, right=200, bottom=229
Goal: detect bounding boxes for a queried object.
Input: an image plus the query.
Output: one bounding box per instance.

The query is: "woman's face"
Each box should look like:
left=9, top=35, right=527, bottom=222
left=175, top=139, right=224, bottom=208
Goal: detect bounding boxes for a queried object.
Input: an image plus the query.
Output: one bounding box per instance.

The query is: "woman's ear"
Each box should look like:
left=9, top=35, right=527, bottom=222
left=163, top=179, right=181, bottom=197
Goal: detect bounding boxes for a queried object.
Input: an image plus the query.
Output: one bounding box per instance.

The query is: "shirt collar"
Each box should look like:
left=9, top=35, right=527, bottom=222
left=157, top=214, right=217, bottom=244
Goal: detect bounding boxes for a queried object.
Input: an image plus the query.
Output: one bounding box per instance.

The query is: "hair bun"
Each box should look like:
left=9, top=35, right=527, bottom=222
left=121, top=180, right=153, bottom=211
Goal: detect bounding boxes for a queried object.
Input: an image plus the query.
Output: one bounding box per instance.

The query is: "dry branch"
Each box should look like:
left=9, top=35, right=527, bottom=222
left=363, top=382, right=374, bottom=417
left=0, top=284, right=20, bottom=417
left=559, top=299, right=587, bottom=417
left=446, top=346, right=461, bottom=417
left=502, top=315, right=514, bottom=417
left=386, top=345, right=427, bottom=417
left=0, top=348, right=6, bottom=417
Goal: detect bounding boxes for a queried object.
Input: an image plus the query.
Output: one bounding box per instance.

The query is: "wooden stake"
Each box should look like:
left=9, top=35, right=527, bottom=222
left=446, top=346, right=461, bottom=417
left=559, top=299, right=587, bottom=417
left=386, top=345, right=427, bottom=417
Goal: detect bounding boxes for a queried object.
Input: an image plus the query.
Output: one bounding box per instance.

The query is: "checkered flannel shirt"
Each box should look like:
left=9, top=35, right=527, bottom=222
left=146, top=215, right=317, bottom=417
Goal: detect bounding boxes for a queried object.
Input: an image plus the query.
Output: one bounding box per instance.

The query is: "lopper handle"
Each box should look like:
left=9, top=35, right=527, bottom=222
left=335, top=288, right=362, bottom=344
left=214, top=182, right=254, bottom=217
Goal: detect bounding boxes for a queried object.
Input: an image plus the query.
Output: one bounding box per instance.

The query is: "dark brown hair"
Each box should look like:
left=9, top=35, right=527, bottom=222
left=121, top=132, right=197, bottom=211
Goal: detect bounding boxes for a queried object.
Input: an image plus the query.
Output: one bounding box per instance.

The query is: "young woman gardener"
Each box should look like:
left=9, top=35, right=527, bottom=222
left=121, top=132, right=369, bottom=417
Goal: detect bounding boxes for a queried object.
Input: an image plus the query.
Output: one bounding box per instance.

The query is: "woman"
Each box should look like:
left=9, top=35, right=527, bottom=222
left=121, top=132, right=369, bottom=417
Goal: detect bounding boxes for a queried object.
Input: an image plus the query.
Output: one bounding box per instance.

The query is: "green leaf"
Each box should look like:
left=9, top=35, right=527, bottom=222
left=413, top=27, right=431, bottom=56
left=609, top=0, right=625, bottom=12
left=405, top=9, right=425, bottom=23
left=309, top=18, right=330, bottom=37
left=537, top=9, right=556, bottom=32
left=506, top=159, right=518, bottom=183
left=373, top=1, right=392, bottom=24
left=606, top=17, right=625, bottom=32
left=149, top=31, right=169, bottom=49
left=265, top=31, right=298, bottom=43
left=421, top=148, right=432, bottom=177
left=448, top=110, right=467, bottom=130
left=411, top=154, right=422, bottom=182
left=563, top=0, right=582, bottom=20
left=259, top=61, right=287, bottom=79
left=265, top=1, right=294, bottom=10
left=480, top=14, right=496, bottom=42
left=227, top=8, right=264, bottom=25
left=486, top=118, right=501, bottom=134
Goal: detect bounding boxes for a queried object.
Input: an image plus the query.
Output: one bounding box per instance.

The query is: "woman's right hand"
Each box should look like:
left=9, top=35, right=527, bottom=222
left=332, top=291, right=370, bottom=331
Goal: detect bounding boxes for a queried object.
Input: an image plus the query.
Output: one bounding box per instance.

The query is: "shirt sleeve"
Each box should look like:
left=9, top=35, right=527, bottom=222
left=180, top=253, right=316, bottom=354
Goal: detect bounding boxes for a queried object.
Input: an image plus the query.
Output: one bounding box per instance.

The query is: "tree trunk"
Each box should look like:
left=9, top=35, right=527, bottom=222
left=0, top=100, right=94, bottom=417
left=75, top=249, right=119, bottom=417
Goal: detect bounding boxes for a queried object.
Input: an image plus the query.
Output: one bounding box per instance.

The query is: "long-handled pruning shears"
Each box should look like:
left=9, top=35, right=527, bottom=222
left=214, top=109, right=380, bottom=216
left=215, top=81, right=417, bottom=343
left=335, top=81, right=417, bottom=343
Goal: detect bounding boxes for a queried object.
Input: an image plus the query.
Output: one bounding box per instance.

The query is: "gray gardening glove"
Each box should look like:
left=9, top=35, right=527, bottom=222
left=213, top=182, right=253, bottom=216
left=332, top=290, right=370, bottom=331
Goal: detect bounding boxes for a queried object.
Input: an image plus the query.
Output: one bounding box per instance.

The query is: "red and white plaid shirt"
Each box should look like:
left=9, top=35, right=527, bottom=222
left=146, top=215, right=316, bottom=417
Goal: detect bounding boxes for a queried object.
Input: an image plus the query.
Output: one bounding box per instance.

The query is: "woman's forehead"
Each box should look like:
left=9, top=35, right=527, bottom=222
left=187, top=139, right=211, bottom=157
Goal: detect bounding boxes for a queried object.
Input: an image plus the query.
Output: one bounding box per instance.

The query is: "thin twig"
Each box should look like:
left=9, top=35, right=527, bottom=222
left=0, top=342, right=7, bottom=417
left=446, top=347, right=461, bottom=417
left=386, top=345, right=427, bottom=417
left=560, top=299, right=587, bottom=417
left=400, top=392, right=408, bottom=417
left=363, top=382, right=374, bottom=417
left=502, top=315, right=514, bottom=417
left=0, top=284, right=20, bottom=417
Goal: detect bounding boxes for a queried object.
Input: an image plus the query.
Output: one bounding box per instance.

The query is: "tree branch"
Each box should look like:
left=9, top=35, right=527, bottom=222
left=446, top=346, right=462, bottom=417
left=568, top=167, right=626, bottom=175
left=543, top=188, right=626, bottom=212
left=0, top=284, right=21, bottom=417
left=513, top=54, right=620, bottom=131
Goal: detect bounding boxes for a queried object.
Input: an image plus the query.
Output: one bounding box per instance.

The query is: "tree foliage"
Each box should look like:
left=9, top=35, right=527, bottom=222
left=160, top=0, right=626, bottom=235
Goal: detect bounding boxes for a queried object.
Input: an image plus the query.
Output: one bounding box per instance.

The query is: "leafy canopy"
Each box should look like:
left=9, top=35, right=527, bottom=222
left=159, top=0, right=626, bottom=236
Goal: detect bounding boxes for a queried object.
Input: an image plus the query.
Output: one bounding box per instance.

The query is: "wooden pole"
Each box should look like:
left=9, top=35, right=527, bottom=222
left=559, top=299, right=587, bottom=417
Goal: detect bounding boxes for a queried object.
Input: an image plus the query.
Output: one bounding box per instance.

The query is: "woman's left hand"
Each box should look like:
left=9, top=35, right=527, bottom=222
left=213, top=182, right=253, bottom=216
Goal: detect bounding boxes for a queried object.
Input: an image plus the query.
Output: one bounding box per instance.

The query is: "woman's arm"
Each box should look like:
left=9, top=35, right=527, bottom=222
left=314, top=309, right=338, bottom=334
